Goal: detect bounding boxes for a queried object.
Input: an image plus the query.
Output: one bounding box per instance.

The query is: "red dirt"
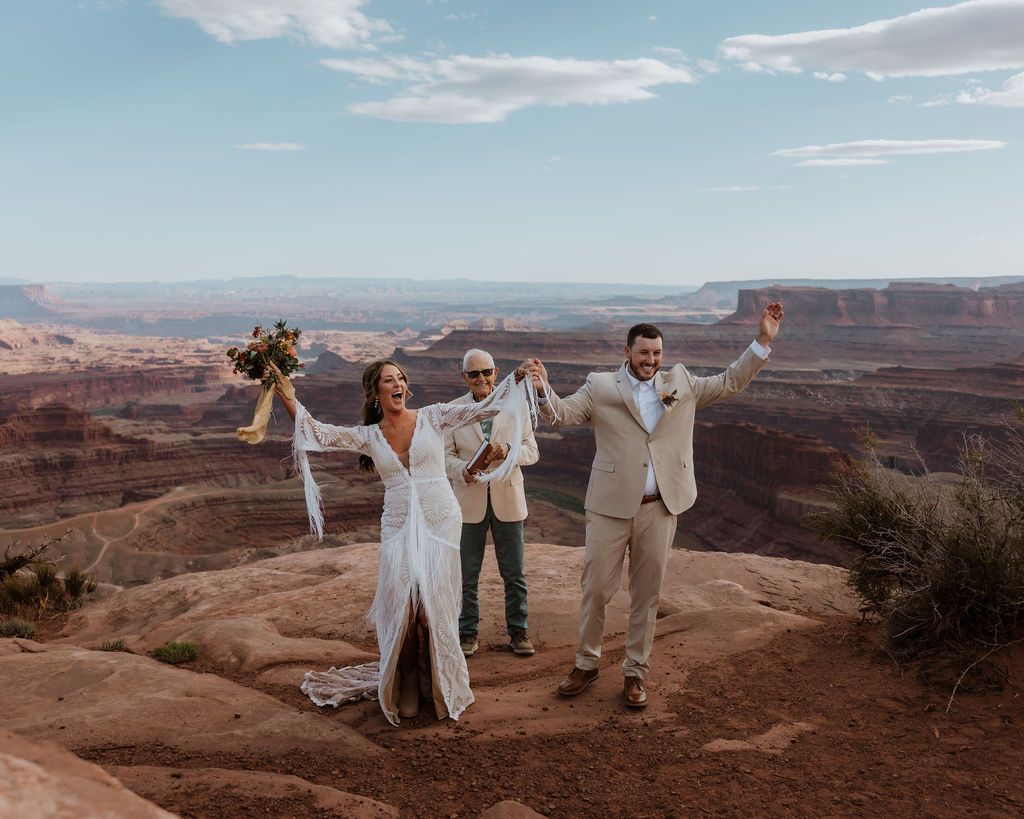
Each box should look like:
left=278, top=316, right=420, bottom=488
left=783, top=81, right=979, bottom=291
left=74, top=618, right=1024, bottom=818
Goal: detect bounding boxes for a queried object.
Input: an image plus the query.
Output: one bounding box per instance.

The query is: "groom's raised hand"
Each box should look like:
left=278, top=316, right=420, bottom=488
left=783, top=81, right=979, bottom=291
left=756, top=302, right=784, bottom=347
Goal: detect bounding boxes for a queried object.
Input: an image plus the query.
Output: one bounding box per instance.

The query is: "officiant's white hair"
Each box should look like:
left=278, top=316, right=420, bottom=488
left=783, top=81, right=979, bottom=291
left=462, top=348, right=494, bottom=371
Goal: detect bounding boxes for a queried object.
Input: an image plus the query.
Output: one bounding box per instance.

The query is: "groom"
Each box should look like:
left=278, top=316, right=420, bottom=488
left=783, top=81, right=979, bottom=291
left=527, top=302, right=784, bottom=708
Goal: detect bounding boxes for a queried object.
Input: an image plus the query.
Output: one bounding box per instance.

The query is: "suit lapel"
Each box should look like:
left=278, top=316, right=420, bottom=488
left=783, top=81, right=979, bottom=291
left=651, top=370, right=673, bottom=434
left=615, top=364, right=647, bottom=430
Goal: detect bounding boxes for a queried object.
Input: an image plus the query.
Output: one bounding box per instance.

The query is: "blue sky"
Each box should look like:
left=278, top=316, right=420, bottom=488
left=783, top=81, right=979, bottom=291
left=2, top=0, right=1022, bottom=286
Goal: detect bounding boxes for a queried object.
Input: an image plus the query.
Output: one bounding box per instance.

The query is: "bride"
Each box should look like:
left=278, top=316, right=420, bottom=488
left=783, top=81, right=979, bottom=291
left=271, top=358, right=534, bottom=725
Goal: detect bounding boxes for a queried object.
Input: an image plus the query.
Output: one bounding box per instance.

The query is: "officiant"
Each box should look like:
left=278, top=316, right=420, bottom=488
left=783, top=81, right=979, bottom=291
left=444, top=348, right=540, bottom=658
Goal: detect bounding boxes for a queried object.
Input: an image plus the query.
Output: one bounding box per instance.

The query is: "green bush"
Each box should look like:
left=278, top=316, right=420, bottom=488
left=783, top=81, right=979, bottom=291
left=809, top=421, right=1024, bottom=660
left=96, top=639, right=129, bottom=652
left=0, top=619, right=37, bottom=638
left=150, top=641, right=200, bottom=664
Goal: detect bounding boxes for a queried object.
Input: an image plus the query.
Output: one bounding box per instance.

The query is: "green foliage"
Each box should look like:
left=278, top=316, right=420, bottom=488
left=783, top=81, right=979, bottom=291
left=150, top=641, right=200, bottom=664
left=809, top=425, right=1024, bottom=660
left=96, top=639, right=129, bottom=652
left=0, top=618, right=37, bottom=638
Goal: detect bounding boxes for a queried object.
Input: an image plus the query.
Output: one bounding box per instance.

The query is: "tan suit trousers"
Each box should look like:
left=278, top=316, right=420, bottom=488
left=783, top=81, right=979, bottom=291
left=577, top=500, right=678, bottom=679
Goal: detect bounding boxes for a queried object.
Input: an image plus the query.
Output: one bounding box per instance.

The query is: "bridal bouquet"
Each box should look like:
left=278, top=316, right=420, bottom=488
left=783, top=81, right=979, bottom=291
left=226, top=320, right=304, bottom=387
left=228, top=320, right=303, bottom=445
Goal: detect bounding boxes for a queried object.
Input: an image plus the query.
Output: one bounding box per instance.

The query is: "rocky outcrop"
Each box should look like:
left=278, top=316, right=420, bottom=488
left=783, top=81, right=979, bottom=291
left=727, top=282, right=1024, bottom=329
left=0, top=405, right=295, bottom=527
left=0, top=368, right=224, bottom=413
left=0, top=543, right=858, bottom=817
left=0, top=729, right=175, bottom=818
left=0, top=318, right=73, bottom=353
left=0, top=286, right=63, bottom=321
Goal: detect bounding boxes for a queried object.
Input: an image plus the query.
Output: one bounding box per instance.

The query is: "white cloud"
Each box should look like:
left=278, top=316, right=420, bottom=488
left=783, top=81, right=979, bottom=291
left=813, top=71, right=846, bottom=82
left=321, top=55, right=433, bottom=82
left=235, top=142, right=306, bottom=151
left=956, top=70, right=1024, bottom=106
left=155, top=0, right=394, bottom=49
left=774, top=138, right=1006, bottom=159
left=324, top=54, right=697, bottom=123
left=888, top=94, right=912, bottom=103
left=796, top=158, right=889, bottom=167
left=547, top=155, right=562, bottom=162
left=719, top=0, right=1024, bottom=79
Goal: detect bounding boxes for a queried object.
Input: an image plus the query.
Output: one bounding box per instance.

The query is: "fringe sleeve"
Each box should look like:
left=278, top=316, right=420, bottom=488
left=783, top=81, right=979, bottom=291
left=292, top=400, right=372, bottom=540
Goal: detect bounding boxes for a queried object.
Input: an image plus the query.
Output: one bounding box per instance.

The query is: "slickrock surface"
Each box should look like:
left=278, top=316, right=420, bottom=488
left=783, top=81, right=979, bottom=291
left=3, top=536, right=1023, bottom=818
left=0, top=729, right=175, bottom=818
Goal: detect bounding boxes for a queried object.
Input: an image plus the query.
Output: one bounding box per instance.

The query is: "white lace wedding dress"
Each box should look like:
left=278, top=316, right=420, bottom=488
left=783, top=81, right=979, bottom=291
left=293, top=372, right=532, bottom=725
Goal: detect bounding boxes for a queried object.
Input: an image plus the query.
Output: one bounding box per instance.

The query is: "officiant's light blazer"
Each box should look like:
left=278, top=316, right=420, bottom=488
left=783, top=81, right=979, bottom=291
left=540, top=347, right=766, bottom=519
left=444, top=393, right=540, bottom=524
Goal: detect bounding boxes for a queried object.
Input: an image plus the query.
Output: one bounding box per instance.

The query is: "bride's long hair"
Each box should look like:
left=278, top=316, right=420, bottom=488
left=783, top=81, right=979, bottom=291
left=358, top=359, right=413, bottom=475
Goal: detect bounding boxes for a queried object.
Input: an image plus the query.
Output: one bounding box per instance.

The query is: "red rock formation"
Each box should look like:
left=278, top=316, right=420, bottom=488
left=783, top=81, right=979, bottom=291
left=0, top=285, right=63, bottom=320
left=0, top=368, right=226, bottom=413
left=726, top=282, right=1024, bottom=329
left=0, top=404, right=294, bottom=527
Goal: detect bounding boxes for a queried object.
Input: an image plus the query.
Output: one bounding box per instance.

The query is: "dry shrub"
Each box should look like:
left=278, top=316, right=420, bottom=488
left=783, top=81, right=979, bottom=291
left=0, top=531, right=97, bottom=619
left=809, top=418, right=1024, bottom=661
left=0, top=618, right=37, bottom=638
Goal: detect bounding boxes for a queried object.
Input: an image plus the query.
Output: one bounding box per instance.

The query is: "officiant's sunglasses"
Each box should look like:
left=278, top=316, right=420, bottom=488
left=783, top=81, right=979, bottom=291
left=465, top=368, right=495, bottom=379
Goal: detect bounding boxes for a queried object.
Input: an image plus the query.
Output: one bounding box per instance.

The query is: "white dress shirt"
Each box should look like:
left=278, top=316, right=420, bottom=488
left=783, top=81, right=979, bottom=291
left=625, top=367, right=665, bottom=496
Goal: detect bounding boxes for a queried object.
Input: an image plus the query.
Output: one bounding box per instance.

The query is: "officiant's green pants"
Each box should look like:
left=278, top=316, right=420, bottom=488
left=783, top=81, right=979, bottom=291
left=458, top=497, right=528, bottom=638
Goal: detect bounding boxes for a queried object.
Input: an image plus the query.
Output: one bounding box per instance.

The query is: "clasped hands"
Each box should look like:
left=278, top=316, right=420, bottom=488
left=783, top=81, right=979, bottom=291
left=514, top=358, right=548, bottom=395
left=464, top=359, right=547, bottom=483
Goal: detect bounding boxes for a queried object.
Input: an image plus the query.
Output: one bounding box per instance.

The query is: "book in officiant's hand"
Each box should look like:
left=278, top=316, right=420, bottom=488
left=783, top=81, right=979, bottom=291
left=467, top=440, right=494, bottom=473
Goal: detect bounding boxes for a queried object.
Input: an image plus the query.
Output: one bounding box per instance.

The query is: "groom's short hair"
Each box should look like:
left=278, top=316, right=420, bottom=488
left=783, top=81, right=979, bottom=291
left=626, top=323, right=663, bottom=348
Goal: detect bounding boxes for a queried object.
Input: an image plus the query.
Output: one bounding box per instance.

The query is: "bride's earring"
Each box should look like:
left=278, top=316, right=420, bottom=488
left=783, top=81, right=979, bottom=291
left=373, top=397, right=380, bottom=411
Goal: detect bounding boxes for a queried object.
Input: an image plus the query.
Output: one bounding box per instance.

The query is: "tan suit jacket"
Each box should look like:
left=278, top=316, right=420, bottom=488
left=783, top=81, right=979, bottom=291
left=541, top=346, right=766, bottom=519
left=444, top=392, right=540, bottom=524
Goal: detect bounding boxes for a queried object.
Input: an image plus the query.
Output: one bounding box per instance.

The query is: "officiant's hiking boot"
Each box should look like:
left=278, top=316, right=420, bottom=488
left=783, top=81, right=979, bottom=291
left=460, top=633, right=478, bottom=657
left=623, top=676, right=648, bottom=708
left=510, top=630, right=535, bottom=656
left=557, top=666, right=598, bottom=696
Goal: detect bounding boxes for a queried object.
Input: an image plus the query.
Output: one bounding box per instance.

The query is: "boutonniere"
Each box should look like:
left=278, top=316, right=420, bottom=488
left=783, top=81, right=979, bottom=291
left=660, top=389, right=679, bottom=408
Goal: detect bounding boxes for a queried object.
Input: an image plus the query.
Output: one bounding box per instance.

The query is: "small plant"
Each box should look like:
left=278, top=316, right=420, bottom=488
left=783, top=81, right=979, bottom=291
left=150, top=641, right=200, bottom=664
left=96, top=638, right=129, bottom=652
left=0, top=618, right=38, bottom=638
left=63, top=566, right=97, bottom=600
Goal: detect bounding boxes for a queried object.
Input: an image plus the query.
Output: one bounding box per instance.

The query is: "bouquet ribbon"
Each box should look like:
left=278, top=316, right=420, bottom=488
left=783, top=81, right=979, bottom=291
left=237, top=375, right=295, bottom=444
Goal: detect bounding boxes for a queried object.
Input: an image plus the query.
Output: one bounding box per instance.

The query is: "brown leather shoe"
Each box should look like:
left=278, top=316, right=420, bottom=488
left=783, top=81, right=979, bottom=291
left=556, top=666, right=599, bottom=696
left=623, top=676, right=648, bottom=708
